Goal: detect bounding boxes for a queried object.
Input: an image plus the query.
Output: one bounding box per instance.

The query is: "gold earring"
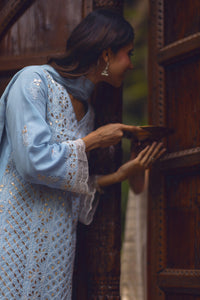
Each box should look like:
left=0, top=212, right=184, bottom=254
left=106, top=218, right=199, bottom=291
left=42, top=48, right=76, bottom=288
left=101, top=62, right=109, bottom=76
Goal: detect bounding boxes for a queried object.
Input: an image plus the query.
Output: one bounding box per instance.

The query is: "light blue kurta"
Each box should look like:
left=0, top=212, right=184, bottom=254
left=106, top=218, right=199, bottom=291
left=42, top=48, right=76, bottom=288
left=0, top=65, right=98, bottom=299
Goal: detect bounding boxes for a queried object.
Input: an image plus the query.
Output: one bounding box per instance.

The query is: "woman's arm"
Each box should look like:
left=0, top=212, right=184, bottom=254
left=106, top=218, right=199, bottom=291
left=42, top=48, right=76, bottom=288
left=6, top=68, right=89, bottom=193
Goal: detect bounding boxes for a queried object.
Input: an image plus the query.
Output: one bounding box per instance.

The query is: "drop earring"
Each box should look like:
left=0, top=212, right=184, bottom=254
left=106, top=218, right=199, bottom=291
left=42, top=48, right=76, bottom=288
left=101, top=62, right=109, bottom=76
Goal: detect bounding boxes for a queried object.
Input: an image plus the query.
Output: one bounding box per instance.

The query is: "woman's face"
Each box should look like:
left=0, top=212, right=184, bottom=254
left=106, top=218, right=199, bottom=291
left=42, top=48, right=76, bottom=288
left=105, top=42, right=134, bottom=87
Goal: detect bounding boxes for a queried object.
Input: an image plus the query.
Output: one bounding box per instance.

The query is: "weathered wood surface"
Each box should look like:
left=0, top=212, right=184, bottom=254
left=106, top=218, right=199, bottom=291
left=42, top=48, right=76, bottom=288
left=148, top=0, right=200, bottom=300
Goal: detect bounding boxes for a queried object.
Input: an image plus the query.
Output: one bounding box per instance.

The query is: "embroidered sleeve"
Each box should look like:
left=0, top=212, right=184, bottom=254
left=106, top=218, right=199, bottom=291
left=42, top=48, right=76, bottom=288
left=6, top=67, right=92, bottom=193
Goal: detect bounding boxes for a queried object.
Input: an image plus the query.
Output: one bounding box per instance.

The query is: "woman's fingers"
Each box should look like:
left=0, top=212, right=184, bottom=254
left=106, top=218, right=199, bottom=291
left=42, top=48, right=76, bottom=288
left=145, top=142, right=166, bottom=167
left=136, top=144, right=151, bottom=160
left=137, top=142, right=166, bottom=168
left=150, top=143, right=166, bottom=160
left=148, top=142, right=165, bottom=161
left=146, top=142, right=162, bottom=159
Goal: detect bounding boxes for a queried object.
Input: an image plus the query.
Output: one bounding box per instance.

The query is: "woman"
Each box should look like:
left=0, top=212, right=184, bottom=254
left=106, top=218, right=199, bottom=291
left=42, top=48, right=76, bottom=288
left=0, top=8, right=165, bottom=300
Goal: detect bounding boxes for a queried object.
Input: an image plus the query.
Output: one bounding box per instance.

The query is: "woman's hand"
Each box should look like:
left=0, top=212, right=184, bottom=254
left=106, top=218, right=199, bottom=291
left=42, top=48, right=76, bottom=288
left=97, top=142, right=166, bottom=188
left=128, top=142, right=166, bottom=193
left=82, top=123, right=150, bottom=152
left=118, top=142, right=166, bottom=180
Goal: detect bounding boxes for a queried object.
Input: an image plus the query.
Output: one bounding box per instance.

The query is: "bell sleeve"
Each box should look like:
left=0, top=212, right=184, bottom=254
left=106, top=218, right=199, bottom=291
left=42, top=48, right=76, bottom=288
left=5, top=67, right=95, bottom=196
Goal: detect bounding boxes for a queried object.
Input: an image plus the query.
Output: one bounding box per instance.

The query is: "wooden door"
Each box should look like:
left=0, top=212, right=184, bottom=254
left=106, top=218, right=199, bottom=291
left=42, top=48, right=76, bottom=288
left=148, top=0, right=200, bottom=299
left=0, top=0, right=87, bottom=92
left=0, top=1, right=123, bottom=299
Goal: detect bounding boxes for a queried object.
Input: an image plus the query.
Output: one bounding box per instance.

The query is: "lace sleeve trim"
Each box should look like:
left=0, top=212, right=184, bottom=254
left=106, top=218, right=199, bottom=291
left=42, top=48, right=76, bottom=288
left=74, top=138, right=89, bottom=193
left=66, top=138, right=89, bottom=194
left=78, top=175, right=100, bottom=225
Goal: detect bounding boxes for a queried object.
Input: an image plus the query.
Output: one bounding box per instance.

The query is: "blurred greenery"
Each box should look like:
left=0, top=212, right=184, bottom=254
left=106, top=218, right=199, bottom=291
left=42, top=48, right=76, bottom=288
left=121, top=0, right=148, bottom=240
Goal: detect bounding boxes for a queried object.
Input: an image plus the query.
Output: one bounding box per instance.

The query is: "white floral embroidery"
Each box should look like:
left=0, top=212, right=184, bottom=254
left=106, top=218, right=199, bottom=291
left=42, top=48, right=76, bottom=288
left=29, top=78, right=42, bottom=100
left=22, top=125, right=29, bottom=146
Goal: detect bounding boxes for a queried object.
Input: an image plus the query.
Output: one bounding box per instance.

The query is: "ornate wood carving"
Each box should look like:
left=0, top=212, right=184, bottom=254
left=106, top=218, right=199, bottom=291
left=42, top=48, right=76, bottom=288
left=148, top=0, right=165, bottom=127
left=158, top=269, right=200, bottom=294
left=148, top=3, right=166, bottom=300
left=159, top=147, right=200, bottom=171
left=158, top=33, right=200, bottom=66
left=160, top=269, right=200, bottom=276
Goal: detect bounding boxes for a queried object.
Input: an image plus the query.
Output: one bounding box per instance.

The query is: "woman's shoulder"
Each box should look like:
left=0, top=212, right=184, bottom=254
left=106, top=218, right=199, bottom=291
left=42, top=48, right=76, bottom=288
left=15, top=65, right=57, bottom=82
left=17, top=65, right=49, bottom=79
left=11, top=65, right=52, bottom=91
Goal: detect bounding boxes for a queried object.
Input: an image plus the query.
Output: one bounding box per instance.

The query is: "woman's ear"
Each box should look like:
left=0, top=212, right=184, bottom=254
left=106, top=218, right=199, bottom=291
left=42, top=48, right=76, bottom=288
left=102, top=49, right=109, bottom=63
left=102, top=48, right=113, bottom=63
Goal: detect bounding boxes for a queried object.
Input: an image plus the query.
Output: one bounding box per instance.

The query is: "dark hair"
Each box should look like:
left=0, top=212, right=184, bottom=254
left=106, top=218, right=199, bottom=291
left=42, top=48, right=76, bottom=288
left=49, top=9, right=134, bottom=78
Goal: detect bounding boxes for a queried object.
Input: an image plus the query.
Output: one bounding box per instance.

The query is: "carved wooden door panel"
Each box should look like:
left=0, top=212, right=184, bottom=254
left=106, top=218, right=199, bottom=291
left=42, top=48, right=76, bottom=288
left=0, top=0, right=88, bottom=94
left=148, top=0, right=200, bottom=299
left=0, top=1, right=123, bottom=299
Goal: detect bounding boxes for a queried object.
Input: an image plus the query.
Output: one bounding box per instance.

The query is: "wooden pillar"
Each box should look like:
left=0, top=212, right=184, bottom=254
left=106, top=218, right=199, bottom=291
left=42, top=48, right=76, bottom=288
left=73, top=1, right=124, bottom=299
